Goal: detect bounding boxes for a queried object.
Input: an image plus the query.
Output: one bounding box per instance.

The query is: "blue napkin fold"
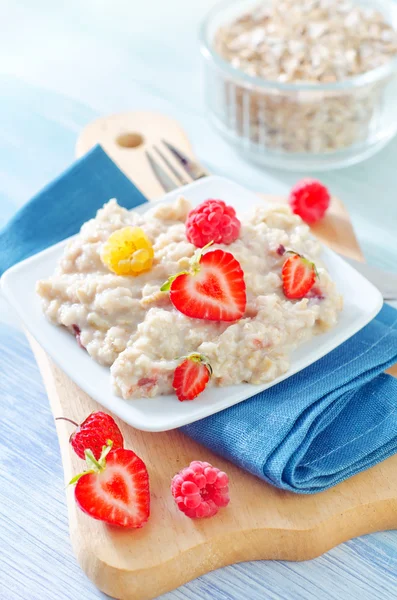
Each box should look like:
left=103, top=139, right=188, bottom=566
left=182, top=304, right=397, bottom=492
left=1, top=145, right=397, bottom=494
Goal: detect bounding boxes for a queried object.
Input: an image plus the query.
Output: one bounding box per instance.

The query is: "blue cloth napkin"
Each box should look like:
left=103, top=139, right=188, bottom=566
left=1, top=145, right=397, bottom=494
left=0, top=146, right=147, bottom=274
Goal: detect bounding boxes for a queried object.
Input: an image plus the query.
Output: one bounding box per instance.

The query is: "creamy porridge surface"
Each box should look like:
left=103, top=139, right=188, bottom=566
left=36, top=197, right=343, bottom=399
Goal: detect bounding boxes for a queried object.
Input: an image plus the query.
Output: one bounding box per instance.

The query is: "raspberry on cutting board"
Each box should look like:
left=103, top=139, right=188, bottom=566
left=289, top=179, right=330, bottom=224
left=186, top=199, right=241, bottom=247
left=171, top=460, right=230, bottom=519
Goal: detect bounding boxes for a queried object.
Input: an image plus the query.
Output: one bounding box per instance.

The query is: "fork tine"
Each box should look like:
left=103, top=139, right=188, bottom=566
left=153, top=144, right=189, bottom=186
left=145, top=150, right=178, bottom=193
left=162, top=139, right=207, bottom=181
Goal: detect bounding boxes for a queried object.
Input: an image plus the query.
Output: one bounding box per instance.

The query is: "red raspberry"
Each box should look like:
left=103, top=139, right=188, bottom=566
left=186, top=199, right=241, bottom=247
left=289, top=179, right=330, bottom=224
left=171, top=460, right=230, bottom=519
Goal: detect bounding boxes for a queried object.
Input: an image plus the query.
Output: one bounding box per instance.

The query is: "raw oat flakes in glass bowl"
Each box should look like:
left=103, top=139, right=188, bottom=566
left=200, top=0, right=397, bottom=170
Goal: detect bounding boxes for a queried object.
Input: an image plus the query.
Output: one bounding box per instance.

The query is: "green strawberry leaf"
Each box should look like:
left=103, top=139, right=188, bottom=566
left=161, top=242, right=214, bottom=291
left=68, top=471, right=94, bottom=486
left=190, top=241, right=214, bottom=271
left=84, top=448, right=103, bottom=472
left=69, top=441, right=114, bottom=486
left=160, top=273, right=179, bottom=292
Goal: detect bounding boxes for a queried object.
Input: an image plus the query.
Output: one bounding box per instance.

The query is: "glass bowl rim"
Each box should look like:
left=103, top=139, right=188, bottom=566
left=199, top=0, right=397, bottom=92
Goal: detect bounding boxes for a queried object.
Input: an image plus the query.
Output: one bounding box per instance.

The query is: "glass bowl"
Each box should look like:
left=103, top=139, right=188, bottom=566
left=200, top=0, right=397, bottom=171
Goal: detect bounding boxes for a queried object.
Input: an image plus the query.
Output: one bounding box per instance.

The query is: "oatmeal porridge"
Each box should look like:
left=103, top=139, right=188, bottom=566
left=36, top=196, right=342, bottom=400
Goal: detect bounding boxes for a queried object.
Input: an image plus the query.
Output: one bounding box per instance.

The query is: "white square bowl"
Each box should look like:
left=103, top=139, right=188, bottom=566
left=1, top=176, right=383, bottom=431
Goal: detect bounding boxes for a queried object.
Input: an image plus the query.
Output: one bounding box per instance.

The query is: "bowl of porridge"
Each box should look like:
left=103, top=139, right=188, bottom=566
left=200, top=0, right=397, bottom=170
left=2, top=176, right=382, bottom=430
left=36, top=189, right=343, bottom=402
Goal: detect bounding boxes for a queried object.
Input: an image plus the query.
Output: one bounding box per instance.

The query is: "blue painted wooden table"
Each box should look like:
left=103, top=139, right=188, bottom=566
left=1, top=1, right=397, bottom=598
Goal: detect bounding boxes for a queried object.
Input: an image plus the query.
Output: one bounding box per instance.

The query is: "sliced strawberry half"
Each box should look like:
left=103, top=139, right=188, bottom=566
left=72, top=445, right=150, bottom=529
left=173, top=353, right=212, bottom=401
left=162, top=247, right=246, bottom=322
left=282, top=252, right=317, bottom=299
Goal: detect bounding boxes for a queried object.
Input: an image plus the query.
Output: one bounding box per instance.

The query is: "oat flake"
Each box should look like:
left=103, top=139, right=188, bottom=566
left=212, top=0, right=397, bottom=154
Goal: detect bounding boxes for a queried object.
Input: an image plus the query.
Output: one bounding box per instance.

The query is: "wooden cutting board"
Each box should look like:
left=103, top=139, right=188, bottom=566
left=29, top=112, right=397, bottom=600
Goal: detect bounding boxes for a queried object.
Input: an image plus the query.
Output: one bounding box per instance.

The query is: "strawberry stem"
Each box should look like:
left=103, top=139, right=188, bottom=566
left=161, top=242, right=214, bottom=291
left=68, top=441, right=113, bottom=486
left=85, top=448, right=104, bottom=472
left=55, top=417, right=79, bottom=427
left=190, top=241, right=214, bottom=271
left=178, top=353, right=213, bottom=377
left=86, top=440, right=113, bottom=472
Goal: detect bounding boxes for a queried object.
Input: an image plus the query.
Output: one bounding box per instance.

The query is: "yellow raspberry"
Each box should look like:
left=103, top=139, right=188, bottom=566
left=101, top=227, right=154, bottom=276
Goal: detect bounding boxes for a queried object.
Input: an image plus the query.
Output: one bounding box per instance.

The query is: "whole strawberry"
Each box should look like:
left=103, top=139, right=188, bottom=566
left=289, top=179, right=330, bottom=224
left=56, top=411, right=124, bottom=460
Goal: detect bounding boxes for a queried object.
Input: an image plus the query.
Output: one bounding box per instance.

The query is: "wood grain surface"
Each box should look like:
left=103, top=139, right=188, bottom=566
left=24, top=112, right=397, bottom=600
left=1, top=3, right=397, bottom=599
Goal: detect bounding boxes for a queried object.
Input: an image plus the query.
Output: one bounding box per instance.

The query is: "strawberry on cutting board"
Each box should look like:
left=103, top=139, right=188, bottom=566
left=161, top=246, right=246, bottom=322
left=71, top=444, right=150, bottom=529
left=282, top=252, right=317, bottom=299
left=57, top=411, right=124, bottom=460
